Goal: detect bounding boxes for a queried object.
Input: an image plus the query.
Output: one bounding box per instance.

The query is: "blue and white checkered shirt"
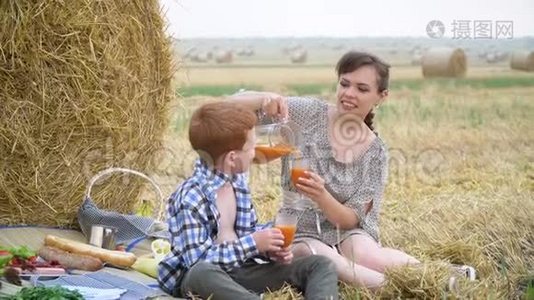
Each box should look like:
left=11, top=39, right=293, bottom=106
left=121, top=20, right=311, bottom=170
left=158, top=159, right=268, bottom=295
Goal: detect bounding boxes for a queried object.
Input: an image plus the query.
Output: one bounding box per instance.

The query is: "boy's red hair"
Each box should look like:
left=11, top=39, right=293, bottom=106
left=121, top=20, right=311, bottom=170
left=189, top=101, right=257, bottom=161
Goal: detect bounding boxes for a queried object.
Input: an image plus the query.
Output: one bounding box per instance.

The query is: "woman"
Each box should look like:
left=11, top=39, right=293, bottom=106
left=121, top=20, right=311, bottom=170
left=228, top=51, right=474, bottom=289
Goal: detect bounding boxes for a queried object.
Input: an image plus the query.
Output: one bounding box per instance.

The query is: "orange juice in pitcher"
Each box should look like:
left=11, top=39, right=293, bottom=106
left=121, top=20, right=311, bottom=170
left=254, top=144, right=295, bottom=162
left=254, top=120, right=302, bottom=164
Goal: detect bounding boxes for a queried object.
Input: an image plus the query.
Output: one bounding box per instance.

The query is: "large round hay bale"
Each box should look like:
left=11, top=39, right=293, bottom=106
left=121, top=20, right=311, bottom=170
left=510, top=50, right=534, bottom=72
left=0, top=0, right=175, bottom=226
left=421, top=47, right=467, bottom=78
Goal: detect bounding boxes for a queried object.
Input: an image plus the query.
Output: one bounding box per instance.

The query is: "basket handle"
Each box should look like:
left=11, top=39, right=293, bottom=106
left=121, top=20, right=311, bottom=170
left=85, top=167, right=165, bottom=221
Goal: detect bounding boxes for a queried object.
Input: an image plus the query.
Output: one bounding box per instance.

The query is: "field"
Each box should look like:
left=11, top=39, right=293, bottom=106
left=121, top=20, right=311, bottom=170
left=155, top=47, right=534, bottom=299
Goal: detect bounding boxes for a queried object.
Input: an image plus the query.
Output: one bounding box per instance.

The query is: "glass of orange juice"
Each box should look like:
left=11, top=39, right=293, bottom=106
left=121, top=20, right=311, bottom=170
left=290, top=156, right=310, bottom=187
left=274, top=212, right=297, bottom=248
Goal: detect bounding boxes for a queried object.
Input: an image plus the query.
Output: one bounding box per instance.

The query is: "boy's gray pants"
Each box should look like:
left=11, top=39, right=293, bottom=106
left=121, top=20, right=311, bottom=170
left=177, top=255, right=338, bottom=300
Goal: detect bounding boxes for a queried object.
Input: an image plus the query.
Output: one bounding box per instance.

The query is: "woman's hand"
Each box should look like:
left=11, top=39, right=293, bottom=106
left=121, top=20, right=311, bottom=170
left=295, top=171, right=330, bottom=204
left=228, top=91, right=288, bottom=120
left=296, top=171, right=362, bottom=229
left=262, top=93, right=288, bottom=120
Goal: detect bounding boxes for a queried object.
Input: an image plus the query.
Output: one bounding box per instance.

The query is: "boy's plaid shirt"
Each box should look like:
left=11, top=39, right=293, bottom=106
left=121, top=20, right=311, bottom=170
left=158, top=159, right=269, bottom=294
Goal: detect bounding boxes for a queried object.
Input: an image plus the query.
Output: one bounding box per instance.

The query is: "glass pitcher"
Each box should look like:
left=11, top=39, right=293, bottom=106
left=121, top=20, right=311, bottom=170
left=254, top=120, right=302, bottom=164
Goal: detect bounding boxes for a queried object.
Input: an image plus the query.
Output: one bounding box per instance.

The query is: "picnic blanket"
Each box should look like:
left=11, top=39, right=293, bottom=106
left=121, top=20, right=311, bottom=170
left=36, top=270, right=166, bottom=299
left=0, top=226, right=181, bottom=299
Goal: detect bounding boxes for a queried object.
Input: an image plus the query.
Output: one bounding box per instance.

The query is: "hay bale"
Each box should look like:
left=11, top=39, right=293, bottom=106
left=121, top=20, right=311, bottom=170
left=214, top=50, right=233, bottom=64
left=510, top=50, right=534, bottom=72
left=0, top=0, right=175, bottom=226
left=282, top=43, right=302, bottom=55
left=245, top=48, right=255, bottom=56
left=410, top=45, right=422, bottom=55
left=236, top=47, right=254, bottom=57
left=290, top=50, right=307, bottom=64
left=190, top=51, right=210, bottom=62
left=485, top=52, right=498, bottom=64
left=495, top=51, right=509, bottom=62
left=422, top=47, right=467, bottom=78
left=183, top=47, right=197, bottom=59
left=411, top=53, right=423, bottom=66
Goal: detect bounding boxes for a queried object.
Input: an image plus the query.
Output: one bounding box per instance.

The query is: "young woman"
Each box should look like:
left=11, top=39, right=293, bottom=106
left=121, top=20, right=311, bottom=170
left=228, top=51, right=475, bottom=289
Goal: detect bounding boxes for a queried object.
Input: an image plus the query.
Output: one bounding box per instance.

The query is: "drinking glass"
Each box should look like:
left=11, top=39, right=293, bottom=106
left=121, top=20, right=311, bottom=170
left=274, top=212, right=298, bottom=248
left=289, top=156, right=310, bottom=188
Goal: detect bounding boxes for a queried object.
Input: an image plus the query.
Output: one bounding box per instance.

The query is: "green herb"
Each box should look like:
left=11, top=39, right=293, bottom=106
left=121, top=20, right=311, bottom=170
left=0, top=246, right=35, bottom=260
left=0, top=255, right=12, bottom=270
left=1, top=286, right=84, bottom=300
left=0, top=246, right=36, bottom=276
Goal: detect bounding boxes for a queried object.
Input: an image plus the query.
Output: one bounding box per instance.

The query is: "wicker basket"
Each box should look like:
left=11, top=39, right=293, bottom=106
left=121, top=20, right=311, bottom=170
left=78, top=167, right=168, bottom=244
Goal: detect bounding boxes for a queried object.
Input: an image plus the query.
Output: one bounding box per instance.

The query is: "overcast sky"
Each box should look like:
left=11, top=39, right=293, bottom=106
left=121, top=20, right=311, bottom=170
left=159, top=0, right=533, bottom=38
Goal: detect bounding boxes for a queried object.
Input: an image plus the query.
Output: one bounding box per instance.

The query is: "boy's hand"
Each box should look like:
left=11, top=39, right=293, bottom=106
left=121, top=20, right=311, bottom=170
left=252, top=228, right=285, bottom=253
left=267, top=247, right=293, bottom=265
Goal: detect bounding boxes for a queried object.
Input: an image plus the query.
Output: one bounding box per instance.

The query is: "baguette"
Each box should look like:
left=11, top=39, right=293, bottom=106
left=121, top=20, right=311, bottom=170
left=38, top=246, right=104, bottom=271
left=44, top=235, right=137, bottom=268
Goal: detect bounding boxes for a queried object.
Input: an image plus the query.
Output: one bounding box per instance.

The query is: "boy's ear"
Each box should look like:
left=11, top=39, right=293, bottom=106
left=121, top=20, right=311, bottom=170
left=227, top=150, right=237, bottom=166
